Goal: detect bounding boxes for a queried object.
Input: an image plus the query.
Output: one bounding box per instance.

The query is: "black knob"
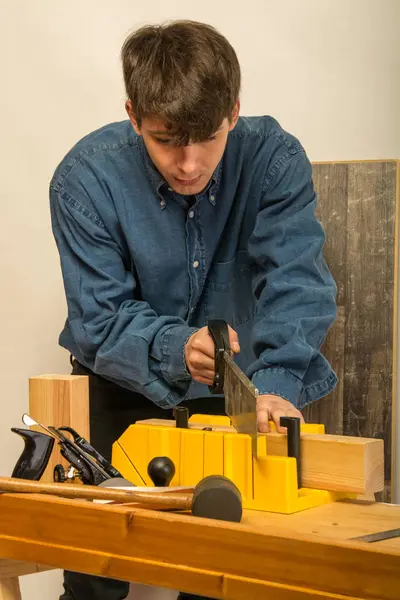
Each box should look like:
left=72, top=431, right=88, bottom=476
left=173, top=406, right=189, bottom=428
left=280, top=416, right=301, bottom=489
left=147, top=456, right=175, bottom=487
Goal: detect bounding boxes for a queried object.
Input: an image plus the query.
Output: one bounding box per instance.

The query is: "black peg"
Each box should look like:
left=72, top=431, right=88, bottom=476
left=173, top=406, right=189, bottom=428
left=147, top=456, right=176, bottom=487
left=280, top=416, right=301, bottom=489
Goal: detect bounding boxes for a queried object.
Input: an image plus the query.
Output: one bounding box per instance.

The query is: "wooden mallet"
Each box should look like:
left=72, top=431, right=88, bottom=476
left=0, top=474, right=242, bottom=522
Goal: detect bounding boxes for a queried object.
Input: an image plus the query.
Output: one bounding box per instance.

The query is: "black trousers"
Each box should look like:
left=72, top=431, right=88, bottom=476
left=60, top=360, right=225, bottom=600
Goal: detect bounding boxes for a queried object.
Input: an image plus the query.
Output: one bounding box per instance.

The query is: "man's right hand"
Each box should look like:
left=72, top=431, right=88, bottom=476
left=184, top=325, right=240, bottom=386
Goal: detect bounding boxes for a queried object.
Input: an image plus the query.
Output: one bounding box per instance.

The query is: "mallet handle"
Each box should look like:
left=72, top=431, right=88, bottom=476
left=0, top=476, right=192, bottom=510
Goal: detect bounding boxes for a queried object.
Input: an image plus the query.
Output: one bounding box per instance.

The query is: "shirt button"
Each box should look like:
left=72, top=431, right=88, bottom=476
left=188, top=210, right=194, bottom=218
left=193, top=260, right=199, bottom=268
left=168, top=187, right=172, bottom=192
left=210, top=195, right=215, bottom=202
left=160, top=199, right=166, bottom=208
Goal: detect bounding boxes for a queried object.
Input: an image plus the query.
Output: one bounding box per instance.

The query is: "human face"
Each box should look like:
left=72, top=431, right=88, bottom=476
left=126, top=101, right=239, bottom=195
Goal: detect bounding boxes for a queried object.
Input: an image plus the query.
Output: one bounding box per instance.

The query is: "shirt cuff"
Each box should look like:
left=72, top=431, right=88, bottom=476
left=158, top=325, right=199, bottom=383
left=251, top=367, right=303, bottom=407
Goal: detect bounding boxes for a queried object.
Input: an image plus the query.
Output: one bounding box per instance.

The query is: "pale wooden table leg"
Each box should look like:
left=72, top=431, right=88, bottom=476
left=0, top=578, right=22, bottom=600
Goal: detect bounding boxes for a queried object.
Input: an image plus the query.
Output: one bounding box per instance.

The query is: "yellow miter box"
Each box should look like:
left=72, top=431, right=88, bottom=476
left=111, top=414, right=354, bottom=514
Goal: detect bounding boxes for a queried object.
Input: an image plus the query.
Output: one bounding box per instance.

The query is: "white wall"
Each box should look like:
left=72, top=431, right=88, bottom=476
left=1, top=1, right=399, bottom=598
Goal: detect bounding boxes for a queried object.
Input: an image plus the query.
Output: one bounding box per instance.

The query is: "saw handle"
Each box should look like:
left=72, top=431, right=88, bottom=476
left=207, top=319, right=231, bottom=394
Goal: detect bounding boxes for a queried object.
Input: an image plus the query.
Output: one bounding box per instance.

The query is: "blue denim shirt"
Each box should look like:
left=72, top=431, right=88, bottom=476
left=49, top=116, right=337, bottom=409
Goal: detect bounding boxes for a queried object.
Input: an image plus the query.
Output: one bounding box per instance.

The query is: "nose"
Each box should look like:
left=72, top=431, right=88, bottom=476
left=175, top=145, right=200, bottom=177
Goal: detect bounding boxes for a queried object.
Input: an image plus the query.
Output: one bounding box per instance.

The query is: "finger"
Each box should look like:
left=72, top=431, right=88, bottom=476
left=193, top=332, right=216, bottom=359
left=190, top=368, right=215, bottom=381
left=189, top=351, right=215, bottom=371
left=228, top=325, right=240, bottom=353
left=257, top=409, right=271, bottom=433
left=271, top=409, right=288, bottom=433
left=192, top=374, right=215, bottom=386
left=286, top=408, right=305, bottom=423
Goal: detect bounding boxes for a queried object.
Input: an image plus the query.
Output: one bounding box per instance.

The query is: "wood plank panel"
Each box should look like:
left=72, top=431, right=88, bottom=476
left=344, top=162, right=397, bottom=501
left=303, top=164, right=348, bottom=433
left=0, top=536, right=363, bottom=600
left=303, top=160, right=398, bottom=502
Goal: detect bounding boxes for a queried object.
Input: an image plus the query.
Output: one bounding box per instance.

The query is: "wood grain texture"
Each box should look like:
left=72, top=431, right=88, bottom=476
left=303, top=164, right=348, bottom=434
left=0, top=477, right=193, bottom=510
left=0, top=493, right=399, bottom=599
left=0, top=560, right=51, bottom=578
left=303, top=161, right=398, bottom=502
left=28, top=375, right=90, bottom=483
left=344, top=162, right=396, bottom=498
left=0, top=578, right=21, bottom=600
left=136, top=417, right=384, bottom=494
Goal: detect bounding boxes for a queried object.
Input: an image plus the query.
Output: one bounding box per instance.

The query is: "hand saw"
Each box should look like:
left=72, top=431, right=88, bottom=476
left=207, top=319, right=259, bottom=456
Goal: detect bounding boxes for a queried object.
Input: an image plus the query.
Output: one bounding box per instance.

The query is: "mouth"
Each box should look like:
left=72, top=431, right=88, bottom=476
left=174, top=175, right=202, bottom=187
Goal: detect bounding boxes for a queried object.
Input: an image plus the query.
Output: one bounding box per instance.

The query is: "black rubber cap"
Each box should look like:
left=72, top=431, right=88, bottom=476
left=192, top=475, right=242, bottom=522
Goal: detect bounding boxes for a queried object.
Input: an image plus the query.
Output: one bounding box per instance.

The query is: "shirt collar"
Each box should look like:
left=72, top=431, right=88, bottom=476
left=135, top=135, right=222, bottom=206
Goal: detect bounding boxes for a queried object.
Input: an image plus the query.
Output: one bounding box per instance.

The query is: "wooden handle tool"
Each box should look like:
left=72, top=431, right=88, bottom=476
left=0, top=476, right=192, bottom=510
left=0, top=474, right=243, bottom=522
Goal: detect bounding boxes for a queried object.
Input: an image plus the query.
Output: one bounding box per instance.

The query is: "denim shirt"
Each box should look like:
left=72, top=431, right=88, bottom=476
left=49, top=116, right=337, bottom=409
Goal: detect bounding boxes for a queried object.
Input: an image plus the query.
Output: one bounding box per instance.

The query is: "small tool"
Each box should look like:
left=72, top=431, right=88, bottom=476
left=351, top=528, right=400, bottom=543
left=208, top=319, right=259, bottom=456
left=12, top=414, right=124, bottom=485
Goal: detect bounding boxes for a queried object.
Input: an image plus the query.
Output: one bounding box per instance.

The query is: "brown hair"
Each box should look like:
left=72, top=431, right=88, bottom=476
left=121, top=20, right=241, bottom=145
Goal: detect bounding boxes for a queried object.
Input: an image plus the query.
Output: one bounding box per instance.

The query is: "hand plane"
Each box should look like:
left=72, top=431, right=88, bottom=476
left=11, top=413, right=125, bottom=486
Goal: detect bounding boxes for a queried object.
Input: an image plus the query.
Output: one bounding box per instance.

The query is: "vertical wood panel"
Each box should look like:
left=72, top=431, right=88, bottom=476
left=344, top=162, right=396, bottom=499
left=303, top=164, right=348, bottom=434
left=304, top=161, right=397, bottom=501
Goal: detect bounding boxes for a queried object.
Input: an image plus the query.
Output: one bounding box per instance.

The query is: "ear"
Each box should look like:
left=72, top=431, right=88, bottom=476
left=228, top=99, right=240, bottom=131
left=125, top=100, right=141, bottom=135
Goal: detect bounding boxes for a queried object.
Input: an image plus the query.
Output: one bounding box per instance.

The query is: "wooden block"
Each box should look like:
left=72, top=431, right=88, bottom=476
left=136, top=419, right=384, bottom=495
left=28, top=375, right=90, bottom=482
left=0, top=578, right=21, bottom=600
left=265, top=431, right=383, bottom=495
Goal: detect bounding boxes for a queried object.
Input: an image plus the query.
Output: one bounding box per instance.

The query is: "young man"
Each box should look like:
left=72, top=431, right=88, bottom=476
left=50, top=19, right=337, bottom=600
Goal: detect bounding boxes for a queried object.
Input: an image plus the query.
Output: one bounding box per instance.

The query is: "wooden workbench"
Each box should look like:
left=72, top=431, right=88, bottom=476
left=0, top=492, right=399, bottom=600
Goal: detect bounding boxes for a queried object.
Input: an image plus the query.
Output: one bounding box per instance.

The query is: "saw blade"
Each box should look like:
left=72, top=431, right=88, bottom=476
left=223, top=351, right=259, bottom=456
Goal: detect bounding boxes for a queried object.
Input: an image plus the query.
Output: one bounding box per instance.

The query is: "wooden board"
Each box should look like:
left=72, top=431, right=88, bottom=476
left=0, top=560, right=51, bottom=578
left=0, top=493, right=399, bottom=599
left=136, top=418, right=384, bottom=494
left=303, top=160, right=399, bottom=502
left=29, top=375, right=90, bottom=483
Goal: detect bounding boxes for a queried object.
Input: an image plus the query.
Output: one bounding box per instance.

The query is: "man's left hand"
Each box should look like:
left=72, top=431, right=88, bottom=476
left=257, top=394, right=304, bottom=433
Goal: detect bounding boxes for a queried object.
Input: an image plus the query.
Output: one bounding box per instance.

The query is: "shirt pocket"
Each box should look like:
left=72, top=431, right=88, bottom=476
left=204, top=251, right=256, bottom=326
left=206, top=258, right=236, bottom=292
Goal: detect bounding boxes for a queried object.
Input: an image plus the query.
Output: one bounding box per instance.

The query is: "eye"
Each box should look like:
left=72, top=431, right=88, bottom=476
left=155, top=137, right=173, bottom=145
